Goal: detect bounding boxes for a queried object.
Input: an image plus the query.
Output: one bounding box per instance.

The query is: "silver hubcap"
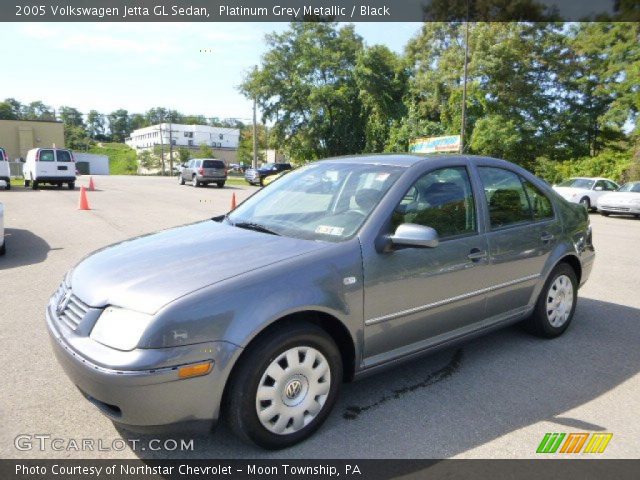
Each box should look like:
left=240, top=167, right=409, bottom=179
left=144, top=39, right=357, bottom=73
left=256, top=346, right=331, bottom=435
left=546, top=274, right=574, bottom=327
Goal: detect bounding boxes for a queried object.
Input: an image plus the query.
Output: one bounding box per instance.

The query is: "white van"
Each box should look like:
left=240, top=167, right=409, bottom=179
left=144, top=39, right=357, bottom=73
left=23, top=148, right=76, bottom=190
left=0, top=147, right=10, bottom=190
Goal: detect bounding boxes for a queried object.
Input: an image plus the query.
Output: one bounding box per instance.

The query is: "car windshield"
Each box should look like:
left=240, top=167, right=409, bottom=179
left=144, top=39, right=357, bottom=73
left=227, top=162, right=404, bottom=242
left=558, top=178, right=595, bottom=189
left=618, top=182, right=640, bottom=193
left=260, top=163, right=276, bottom=169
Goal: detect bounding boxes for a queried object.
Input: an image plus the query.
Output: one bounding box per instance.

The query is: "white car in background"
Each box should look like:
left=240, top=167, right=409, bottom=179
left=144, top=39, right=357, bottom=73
left=0, top=147, right=10, bottom=190
left=553, top=177, right=619, bottom=210
left=597, top=181, right=640, bottom=218
left=0, top=202, right=5, bottom=255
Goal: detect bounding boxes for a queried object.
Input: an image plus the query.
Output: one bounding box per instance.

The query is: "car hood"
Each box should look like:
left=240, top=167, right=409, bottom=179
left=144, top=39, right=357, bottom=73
left=598, top=192, right=640, bottom=204
left=70, top=220, right=329, bottom=314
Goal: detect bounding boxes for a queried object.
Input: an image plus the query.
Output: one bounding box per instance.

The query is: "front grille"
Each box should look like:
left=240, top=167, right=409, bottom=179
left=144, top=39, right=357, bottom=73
left=601, top=205, right=630, bottom=212
left=52, top=283, right=90, bottom=331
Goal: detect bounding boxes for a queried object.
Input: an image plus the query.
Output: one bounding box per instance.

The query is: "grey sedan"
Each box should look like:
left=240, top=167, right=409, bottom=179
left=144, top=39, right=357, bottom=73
left=47, top=155, right=594, bottom=449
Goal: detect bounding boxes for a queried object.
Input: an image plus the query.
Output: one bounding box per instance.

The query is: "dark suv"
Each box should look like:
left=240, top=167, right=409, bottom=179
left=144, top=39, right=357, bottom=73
left=179, top=159, right=227, bottom=188
left=245, top=162, right=292, bottom=186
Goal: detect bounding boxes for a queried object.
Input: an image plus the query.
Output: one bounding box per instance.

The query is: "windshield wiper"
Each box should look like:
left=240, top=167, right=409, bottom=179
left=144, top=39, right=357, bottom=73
left=233, top=222, right=280, bottom=236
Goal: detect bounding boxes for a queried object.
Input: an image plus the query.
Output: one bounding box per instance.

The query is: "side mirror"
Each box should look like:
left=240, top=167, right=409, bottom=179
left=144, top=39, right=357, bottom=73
left=389, top=224, right=439, bottom=249
left=595, top=186, right=603, bottom=191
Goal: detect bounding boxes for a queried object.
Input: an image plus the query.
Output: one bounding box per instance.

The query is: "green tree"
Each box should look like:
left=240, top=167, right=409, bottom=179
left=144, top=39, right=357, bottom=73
left=241, top=22, right=366, bottom=161
left=355, top=45, right=408, bottom=152
left=0, top=102, right=18, bottom=120
left=108, top=109, right=130, bottom=142
left=197, top=143, right=214, bottom=158
left=86, top=110, right=106, bottom=139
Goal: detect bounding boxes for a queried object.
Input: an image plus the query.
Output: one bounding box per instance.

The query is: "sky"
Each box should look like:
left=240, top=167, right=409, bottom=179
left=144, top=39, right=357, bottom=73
left=1, top=22, right=421, bottom=123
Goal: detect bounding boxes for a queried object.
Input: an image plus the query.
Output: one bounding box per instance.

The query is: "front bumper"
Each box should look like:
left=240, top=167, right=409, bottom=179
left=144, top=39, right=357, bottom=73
left=46, top=304, right=241, bottom=432
left=598, top=204, right=640, bottom=215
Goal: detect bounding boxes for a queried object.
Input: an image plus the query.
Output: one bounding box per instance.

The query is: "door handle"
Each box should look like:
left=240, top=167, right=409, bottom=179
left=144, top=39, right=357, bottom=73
left=467, top=248, right=487, bottom=262
left=540, top=232, right=555, bottom=242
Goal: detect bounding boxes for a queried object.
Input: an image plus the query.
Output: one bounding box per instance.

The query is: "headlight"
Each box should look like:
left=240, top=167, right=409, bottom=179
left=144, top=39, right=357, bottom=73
left=90, top=307, right=154, bottom=351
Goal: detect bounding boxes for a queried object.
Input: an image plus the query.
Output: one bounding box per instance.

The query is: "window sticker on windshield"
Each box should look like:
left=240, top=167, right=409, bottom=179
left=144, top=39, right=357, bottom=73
left=315, top=225, right=344, bottom=236
left=376, top=173, right=390, bottom=182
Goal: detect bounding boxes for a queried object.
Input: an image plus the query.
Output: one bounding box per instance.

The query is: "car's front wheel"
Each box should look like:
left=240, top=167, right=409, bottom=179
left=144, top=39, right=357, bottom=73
left=524, top=263, right=578, bottom=338
left=579, top=196, right=591, bottom=210
left=225, top=323, right=342, bottom=450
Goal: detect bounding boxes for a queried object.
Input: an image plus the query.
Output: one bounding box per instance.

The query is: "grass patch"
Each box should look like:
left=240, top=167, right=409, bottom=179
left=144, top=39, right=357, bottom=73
left=88, top=143, right=138, bottom=175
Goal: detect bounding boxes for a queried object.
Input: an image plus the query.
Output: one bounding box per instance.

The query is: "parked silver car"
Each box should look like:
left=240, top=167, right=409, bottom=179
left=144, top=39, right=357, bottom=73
left=179, top=158, right=227, bottom=188
left=47, top=155, right=594, bottom=449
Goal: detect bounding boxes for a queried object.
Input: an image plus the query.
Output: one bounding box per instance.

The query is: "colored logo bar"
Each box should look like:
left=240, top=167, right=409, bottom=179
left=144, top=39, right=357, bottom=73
left=537, top=433, right=613, bottom=454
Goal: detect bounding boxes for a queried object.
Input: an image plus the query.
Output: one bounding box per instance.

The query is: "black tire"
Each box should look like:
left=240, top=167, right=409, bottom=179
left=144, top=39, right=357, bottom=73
left=57, top=182, right=63, bottom=189
left=192, top=176, right=199, bottom=187
left=32, top=181, right=39, bottom=190
left=600, top=211, right=610, bottom=216
left=24, top=179, right=30, bottom=188
left=179, top=176, right=185, bottom=185
left=225, top=323, right=342, bottom=450
left=523, top=263, right=578, bottom=338
left=4, top=182, right=10, bottom=191
left=217, top=181, right=225, bottom=188
left=579, top=197, right=591, bottom=210
left=0, top=241, right=5, bottom=256
left=68, top=182, right=75, bottom=190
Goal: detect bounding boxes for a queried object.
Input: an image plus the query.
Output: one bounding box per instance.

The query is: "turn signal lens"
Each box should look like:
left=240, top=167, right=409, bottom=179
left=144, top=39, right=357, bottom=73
left=178, top=361, right=213, bottom=379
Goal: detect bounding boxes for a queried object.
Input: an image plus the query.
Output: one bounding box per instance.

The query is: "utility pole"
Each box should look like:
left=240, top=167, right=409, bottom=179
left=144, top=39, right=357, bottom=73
left=252, top=97, right=258, bottom=169
left=159, top=123, right=164, bottom=174
left=168, top=115, right=173, bottom=176
left=460, top=2, right=470, bottom=154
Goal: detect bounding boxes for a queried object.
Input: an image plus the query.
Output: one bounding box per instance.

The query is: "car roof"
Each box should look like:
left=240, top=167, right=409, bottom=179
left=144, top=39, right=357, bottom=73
left=568, top=176, right=611, bottom=181
left=319, top=153, right=528, bottom=170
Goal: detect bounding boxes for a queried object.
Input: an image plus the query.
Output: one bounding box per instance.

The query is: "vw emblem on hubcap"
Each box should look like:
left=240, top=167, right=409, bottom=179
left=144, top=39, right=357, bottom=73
left=285, top=380, right=302, bottom=399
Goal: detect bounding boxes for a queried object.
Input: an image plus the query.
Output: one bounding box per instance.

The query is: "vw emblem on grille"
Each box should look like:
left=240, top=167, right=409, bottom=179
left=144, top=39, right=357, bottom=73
left=285, top=380, right=302, bottom=399
left=57, top=291, right=72, bottom=315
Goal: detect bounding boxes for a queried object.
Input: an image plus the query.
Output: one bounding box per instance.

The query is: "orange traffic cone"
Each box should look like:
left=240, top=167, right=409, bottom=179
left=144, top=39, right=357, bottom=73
left=78, top=186, right=91, bottom=210
left=88, top=176, right=95, bottom=191
left=231, top=192, right=237, bottom=210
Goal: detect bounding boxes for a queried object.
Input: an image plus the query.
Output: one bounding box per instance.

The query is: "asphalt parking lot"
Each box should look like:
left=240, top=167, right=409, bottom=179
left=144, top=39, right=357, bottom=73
left=1, top=175, right=639, bottom=459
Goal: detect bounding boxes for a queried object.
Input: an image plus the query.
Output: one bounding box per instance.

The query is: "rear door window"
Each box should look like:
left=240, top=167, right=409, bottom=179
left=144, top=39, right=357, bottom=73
left=203, top=160, right=225, bottom=169
left=478, top=167, right=532, bottom=229
left=56, top=150, right=72, bottom=162
left=39, top=150, right=55, bottom=162
left=522, top=180, right=554, bottom=220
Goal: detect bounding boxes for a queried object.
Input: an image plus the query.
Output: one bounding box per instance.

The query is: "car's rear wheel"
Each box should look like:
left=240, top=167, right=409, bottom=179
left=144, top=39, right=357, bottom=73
left=68, top=182, right=75, bottom=190
left=225, top=323, right=342, bottom=450
left=524, top=263, right=577, bottom=338
left=24, top=178, right=30, bottom=188
left=217, top=181, right=225, bottom=188
left=192, top=176, right=199, bottom=187
left=32, top=180, right=39, bottom=190
left=4, top=181, right=10, bottom=190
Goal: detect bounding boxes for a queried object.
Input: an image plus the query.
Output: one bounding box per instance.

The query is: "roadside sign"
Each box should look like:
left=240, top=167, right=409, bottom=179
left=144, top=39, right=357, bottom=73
left=409, top=135, right=461, bottom=153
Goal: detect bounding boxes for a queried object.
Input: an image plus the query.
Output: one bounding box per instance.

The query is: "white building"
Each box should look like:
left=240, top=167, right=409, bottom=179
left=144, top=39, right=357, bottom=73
left=126, top=123, right=240, bottom=151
